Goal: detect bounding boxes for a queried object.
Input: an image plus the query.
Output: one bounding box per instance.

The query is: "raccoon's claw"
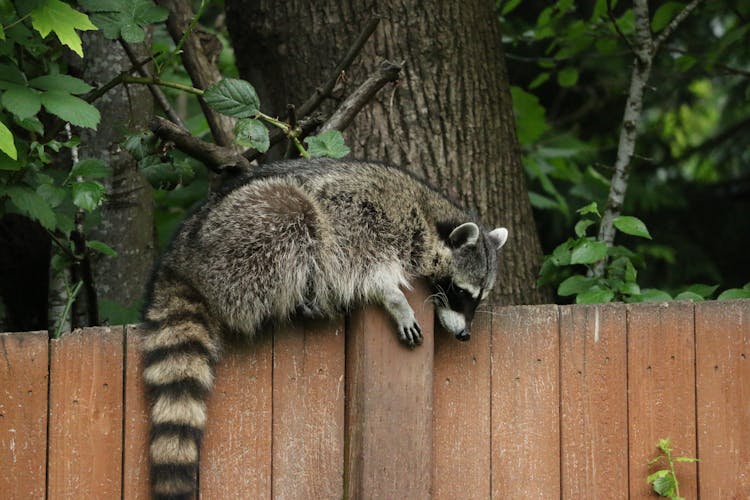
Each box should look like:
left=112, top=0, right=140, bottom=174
left=398, top=321, right=423, bottom=348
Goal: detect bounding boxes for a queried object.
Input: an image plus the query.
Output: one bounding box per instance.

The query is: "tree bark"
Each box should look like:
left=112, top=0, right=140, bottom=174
left=226, top=0, right=547, bottom=304
left=78, top=32, right=156, bottom=322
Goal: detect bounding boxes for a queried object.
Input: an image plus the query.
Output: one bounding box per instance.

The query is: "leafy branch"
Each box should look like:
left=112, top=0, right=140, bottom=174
left=647, top=437, right=698, bottom=499
left=594, top=0, right=704, bottom=276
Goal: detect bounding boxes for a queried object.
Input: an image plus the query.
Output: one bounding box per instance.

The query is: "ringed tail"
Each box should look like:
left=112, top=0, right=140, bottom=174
left=142, top=274, right=221, bottom=500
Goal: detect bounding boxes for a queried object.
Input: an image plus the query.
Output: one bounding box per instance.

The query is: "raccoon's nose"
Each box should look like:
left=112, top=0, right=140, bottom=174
left=455, top=329, right=470, bottom=342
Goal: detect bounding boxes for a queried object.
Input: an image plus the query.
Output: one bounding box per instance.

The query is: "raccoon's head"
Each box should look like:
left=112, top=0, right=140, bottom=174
left=434, top=221, right=508, bottom=341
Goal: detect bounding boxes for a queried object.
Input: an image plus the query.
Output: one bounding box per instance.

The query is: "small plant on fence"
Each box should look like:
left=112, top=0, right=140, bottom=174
left=647, top=437, right=698, bottom=499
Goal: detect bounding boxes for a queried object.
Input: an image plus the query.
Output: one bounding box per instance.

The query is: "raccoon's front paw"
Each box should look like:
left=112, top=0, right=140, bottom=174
left=398, top=319, right=423, bottom=348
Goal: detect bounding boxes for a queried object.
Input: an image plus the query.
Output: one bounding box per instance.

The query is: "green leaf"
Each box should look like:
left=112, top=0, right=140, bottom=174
left=203, top=78, right=260, bottom=118
left=0, top=24, right=5, bottom=41
left=1, top=185, right=56, bottom=229
left=557, top=67, right=579, bottom=87
left=528, top=191, right=560, bottom=210
left=618, top=282, right=641, bottom=296
left=683, top=284, right=719, bottom=299
left=30, top=0, right=97, bottom=57
left=571, top=240, right=608, bottom=264
left=500, top=0, right=522, bottom=15
left=529, top=73, right=549, bottom=89
left=576, top=202, right=600, bottom=217
left=80, top=0, right=167, bottom=42
left=651, top=2, right=685, bottom=33
left=37, top=183, right=67, bottom=208
left=510, top=86, right=548, bottom=145
left=16, top=117, right=44, bottom=134
left=674, top=291, right=704, bottom=302
left=647, top=469, right=671, bottom=484
left=1, top=85, right=42, bottom=120
left=234, top=118, right=269, bottom=152
left=72, top=181, right=106, bottom=211
left=675, top=456, right=699, bottom=463
left=87, top=240, right=118, bottom=257
left=718, top=288, right=750, bottom=300
left=550, top=240, right=574, bottom=266
left=636, top=289, right=673, bottom=302
left=0, top=64, right=28, bottom=88
left=613, top=215, right=652, bottom=239
left=41, top=91, right=100, bottom=129
left=71, top=158, right=111, bottom=179
left=140, top=157, right=194, bottom=190
left=652, top=472, right=677, bottom=497
left=574, top=219, right=595, bottom=237
left=576, top=287, right=614, bottom=304
left=558, top=275, right=595, bottom=296
left=0, top=120, right=17, bottom=160
left=304, top=130, right=351, bottom=159
left=29, top=74, right=92, bottom=94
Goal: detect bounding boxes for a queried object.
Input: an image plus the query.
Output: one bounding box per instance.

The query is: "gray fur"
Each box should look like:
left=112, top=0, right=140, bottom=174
left=141, top=158, right=507, bottom=499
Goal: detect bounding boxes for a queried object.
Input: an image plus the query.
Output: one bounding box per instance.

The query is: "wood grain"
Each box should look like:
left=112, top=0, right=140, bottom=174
left=345, top=282, right=434, bottom=499
left=559, top=304, right=628, bottom=499
left=47, top=327, right=125, bottom=499
left=696, top=300, right=750, bottom=498
left=122, top=324, right=150, bottom=499
left=627, top=302, right=697, bottom=499
left=433, top=311, right=491, bottom=500
left=491, top=304, right=560, bottom=498
left=272, top=319, right=346, bottom=500
left=200, top=332, right=273, bottom=499
left=0, top=331, right=49, bottom=500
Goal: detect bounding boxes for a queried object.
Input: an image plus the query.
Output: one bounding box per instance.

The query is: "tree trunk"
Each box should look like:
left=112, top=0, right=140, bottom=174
left=226, top=0, right=546, bottom=305
left=78, top=32, right=156, bottom=323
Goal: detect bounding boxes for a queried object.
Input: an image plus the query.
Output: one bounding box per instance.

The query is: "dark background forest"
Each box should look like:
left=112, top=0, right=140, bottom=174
left=0, top=0, right=748, bottom=333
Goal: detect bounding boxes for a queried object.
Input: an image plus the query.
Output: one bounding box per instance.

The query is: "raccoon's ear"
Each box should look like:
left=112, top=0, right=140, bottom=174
left=488, top=227, right=508, bottom=251
left=448, top=222, right=480, bottom=248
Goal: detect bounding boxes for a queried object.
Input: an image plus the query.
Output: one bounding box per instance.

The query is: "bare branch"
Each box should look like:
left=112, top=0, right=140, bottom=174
left=606, top=0, right=634, bottom=54
left=119, top=40, right=188, bottom=130
left=653, top=0, right=704, bottom=53
left=150, top=116, right=250, bottom=171
left=320, top=60, right=402, bottom=132
left=157, top=0, right=237, bottom=147
left=296, top=16, right=381, bottom=119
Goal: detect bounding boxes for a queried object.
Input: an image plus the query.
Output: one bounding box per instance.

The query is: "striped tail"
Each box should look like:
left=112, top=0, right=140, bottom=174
left=142, top=279, right=221, bottom=500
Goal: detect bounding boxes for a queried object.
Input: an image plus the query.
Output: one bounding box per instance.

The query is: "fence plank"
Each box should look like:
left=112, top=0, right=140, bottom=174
left=272, top=319, right=345, bottom=500
left=0, top=331, right=48, bottom=500
left=696, top=300, right=750, bottom=498
left=491, top=304, right=560, bottom=498
left=433, top=312, right=491, bottom=500
left=122, top=324, right=150, bottom=499
left=560, top=304, right=628, bottom=499
left=200, top=332, right=273, bottom=499
left=47, top=327, right=124, bottom=499
left=345, top=282, right=434, bottom=499
left=628, top=302, right=697, bottom=499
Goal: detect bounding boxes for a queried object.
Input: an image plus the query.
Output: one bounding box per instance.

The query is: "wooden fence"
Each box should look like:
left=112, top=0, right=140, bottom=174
left=1, top=292, right=748, bottom=499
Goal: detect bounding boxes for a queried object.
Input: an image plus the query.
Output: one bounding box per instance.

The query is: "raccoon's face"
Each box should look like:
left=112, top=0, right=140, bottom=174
left=434, top=222, right=508, bottom=341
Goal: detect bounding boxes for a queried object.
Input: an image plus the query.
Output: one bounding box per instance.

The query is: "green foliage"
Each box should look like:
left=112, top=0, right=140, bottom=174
left=647, top=437, right=698, bottom=499
left=234, top=118, right=269, bottom=152
left=204, top=78, right=261, bottom=118
left=29, top=0, right=96, bottom=56
left=502, top=1, right=750, bottom=298
left=304, top=130, right=350, bottom=159
left=80, top=0, right=168, bottom=44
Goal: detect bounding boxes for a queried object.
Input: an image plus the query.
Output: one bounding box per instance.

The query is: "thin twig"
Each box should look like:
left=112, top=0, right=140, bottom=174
left=606, top=0, right=634, bottom=54
left=296, top=16, right=381, bottom=119
left=119, top=40, right=188, bottom=129
left=653, top=0, right=704, bottom=53
left=320, top=60, right=402, bottom=132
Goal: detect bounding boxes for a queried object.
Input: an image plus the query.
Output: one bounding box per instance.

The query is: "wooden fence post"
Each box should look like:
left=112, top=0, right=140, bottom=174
left=345, top=282, right=434, bottom=499
left=0, top=331, right=49, bottom=500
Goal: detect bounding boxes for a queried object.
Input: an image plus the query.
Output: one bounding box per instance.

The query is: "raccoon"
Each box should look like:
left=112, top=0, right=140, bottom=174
left=141, top=158, right=508, bottom=499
